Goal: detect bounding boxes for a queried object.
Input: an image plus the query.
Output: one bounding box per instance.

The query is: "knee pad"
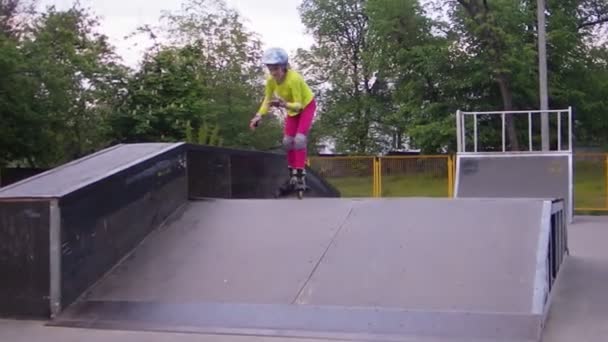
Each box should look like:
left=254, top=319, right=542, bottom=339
left=283, top=136, right=294, bottom=150
left=294, top=133, right=307, bottom=150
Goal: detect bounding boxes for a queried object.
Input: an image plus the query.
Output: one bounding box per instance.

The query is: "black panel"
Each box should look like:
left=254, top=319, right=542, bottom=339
left=547, top=201, right=568, bottom=295
left=58, top=147, right=188, bottom=308
left=0, top=200, right=50, bottom=318
left=186, top=144, right=339, bottom=198
left=187, top=149, right=232, bottom=197
left=229, top=151, right=289, bottom=198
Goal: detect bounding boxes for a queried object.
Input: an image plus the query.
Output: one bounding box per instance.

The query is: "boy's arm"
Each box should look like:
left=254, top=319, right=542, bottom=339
left=283, top=78, right=303, bottom=112
left=257, top=79, right=274, bottom=115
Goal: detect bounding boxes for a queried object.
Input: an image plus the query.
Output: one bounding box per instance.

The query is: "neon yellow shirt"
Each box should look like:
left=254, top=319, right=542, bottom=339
left=257, top=69, right=314, bottom=116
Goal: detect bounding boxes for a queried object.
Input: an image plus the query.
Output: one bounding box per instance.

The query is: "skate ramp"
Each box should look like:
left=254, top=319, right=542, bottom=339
left=0, top=143, right=338, bottom=319
left=455, top=153, right=573, bottom=222
left=50, top=197, right=567, bottom=341
left=0, top=142, right=188, bottom=318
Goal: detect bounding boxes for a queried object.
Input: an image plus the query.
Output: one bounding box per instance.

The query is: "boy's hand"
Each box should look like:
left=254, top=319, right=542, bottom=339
left=249, top=114, right=262, bottom=130
left=270, top=99, right=286, bottom=108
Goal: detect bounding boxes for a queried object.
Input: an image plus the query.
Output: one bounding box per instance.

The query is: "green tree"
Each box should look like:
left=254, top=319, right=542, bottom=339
left=298, top=0, right=386, bottom=154
left=21, top=4, right=126, bottom=166
left=0, top=33, right=39, bottom=166
left=1, top=1, right=125, bottom=167
left=366, top=0, right=465, bottom=153
left=439, top=0, right=608, bottom=149
left=112, top=0, right=283, bottom=150
left=0, top=0, right=42, bottom=166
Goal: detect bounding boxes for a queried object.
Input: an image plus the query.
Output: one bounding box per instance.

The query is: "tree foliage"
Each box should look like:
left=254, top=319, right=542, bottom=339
left=1, top=1, right=126, bottom=167
left=297, top=0, right=608, bottom=153
left=109, top=0, right=282, bottom=150
left=2, top=0, right=608, bottom=168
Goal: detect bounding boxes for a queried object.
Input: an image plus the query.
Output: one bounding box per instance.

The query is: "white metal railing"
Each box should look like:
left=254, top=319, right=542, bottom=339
left=456, top=107, right=572, bottom=153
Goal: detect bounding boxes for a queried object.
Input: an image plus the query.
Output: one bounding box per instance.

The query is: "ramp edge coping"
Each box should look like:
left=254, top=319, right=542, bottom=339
left=532, top=200, right=551, bottom=315
left=49, top=300, right=545, bottom=342
left=0, top=142, right=185, bottom=198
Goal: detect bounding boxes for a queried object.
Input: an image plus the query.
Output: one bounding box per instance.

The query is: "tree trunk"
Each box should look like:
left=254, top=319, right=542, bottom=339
left=394, top=131, right=402, bottom=149
left=496, top=74, right=519, bottom=151
left=27, top=156, right=37, bottom=168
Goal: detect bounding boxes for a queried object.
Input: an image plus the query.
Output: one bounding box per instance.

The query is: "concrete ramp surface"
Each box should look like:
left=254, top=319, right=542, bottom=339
left=455, top=153, right=573, bottom=222
left=50, top=197, right=554, bottom=342
left=0, top=143, right=182, bottom=198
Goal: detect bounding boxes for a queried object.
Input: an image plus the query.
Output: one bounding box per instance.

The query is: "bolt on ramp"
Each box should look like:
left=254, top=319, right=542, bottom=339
left=50, top=197, right=553, bottom=341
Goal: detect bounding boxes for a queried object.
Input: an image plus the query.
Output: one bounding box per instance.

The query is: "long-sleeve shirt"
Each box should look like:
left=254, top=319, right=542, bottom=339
left=257, top=69, right=314, bottom=116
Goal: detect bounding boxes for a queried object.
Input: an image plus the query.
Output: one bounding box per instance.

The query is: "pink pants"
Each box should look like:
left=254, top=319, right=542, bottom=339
left=284, top=99, right=316, bottom=169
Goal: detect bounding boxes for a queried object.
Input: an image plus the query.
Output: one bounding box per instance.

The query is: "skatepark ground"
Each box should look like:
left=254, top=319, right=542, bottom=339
left=538, top=215, right=608, bottom=342
left=1, top=211, right=606, bottom=342
left=0, top=142, right=604, bottom=342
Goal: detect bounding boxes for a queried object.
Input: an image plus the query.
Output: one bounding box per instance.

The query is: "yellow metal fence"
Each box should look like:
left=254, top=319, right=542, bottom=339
left=308, top=153, right=608, bottom=213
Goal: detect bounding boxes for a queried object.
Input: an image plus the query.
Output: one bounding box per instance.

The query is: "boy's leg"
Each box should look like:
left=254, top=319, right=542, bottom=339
left=275, top=116, right=299, bottom=195
left=292, top=99, right=316, bottom=169
left=283, top=114, right=298, bottom=168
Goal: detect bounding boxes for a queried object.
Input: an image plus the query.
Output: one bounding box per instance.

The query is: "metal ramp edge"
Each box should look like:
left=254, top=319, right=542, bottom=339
left=0, top=142, right=185, bottom=198
left=48, top=300, right=542, bottom=342
left=534, top=199, right=570, bottom=336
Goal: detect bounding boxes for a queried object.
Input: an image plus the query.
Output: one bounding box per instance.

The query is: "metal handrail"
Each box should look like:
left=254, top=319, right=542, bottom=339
left=456, top=107, right=573, bottom=153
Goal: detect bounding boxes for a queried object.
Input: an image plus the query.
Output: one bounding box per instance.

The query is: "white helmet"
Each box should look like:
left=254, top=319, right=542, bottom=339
left=262, top=47, right=288, bottom=65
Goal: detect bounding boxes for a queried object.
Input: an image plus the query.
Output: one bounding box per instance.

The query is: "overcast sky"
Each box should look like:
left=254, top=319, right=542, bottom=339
left=37, top=0, right=315, bottom=68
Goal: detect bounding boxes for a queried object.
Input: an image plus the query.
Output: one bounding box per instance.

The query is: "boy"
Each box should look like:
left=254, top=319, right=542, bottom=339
left=249, top=47, right=317, bottom=194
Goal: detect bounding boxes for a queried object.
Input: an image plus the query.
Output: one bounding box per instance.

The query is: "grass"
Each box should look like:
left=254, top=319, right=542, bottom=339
left=381, top=174, right=448, bottom=197
left=325, top=176, right=374, bottom=197
left=325, top=174, right=449, bottom=198
left=320, top=161, right=608, bottom=212
left=574, top=160, right=608, bottom=210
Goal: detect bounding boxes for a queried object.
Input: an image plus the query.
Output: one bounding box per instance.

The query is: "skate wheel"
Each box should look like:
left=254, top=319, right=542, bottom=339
left=274, top=188, right=284, bottom=198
